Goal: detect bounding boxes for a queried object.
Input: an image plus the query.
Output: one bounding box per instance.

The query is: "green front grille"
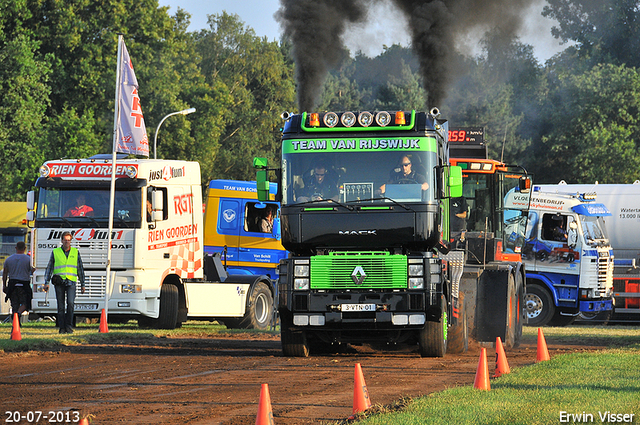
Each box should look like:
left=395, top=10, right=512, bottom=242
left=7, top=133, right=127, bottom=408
left=310, top=252, right=407, bottom=289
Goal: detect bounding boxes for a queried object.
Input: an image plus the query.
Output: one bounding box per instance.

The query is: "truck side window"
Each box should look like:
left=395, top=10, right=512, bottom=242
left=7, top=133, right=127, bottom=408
left=244, top=202, right=277, bottom=234
left=542, top=214, right=567, bottom=242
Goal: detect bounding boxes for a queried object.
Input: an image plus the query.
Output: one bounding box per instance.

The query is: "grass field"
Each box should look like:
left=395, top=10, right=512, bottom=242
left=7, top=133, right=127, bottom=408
left=2, top=320, right=639, bottom=424
left=352, top=326, right=640, bottom=425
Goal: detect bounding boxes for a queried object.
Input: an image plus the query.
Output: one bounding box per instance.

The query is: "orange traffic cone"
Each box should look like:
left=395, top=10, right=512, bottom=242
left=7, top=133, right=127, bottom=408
left=537, top=328, right=550, bottom=362
left=473, top=347, right=490, bottom=390
left=255, top=383, right=274, bottom=425
left=99, top=309, right=108, bottom=333
left=493, top=336, right=511, bottom=377
left=351, top=363, right=372, bottom=417
left=10, top=313, right=22, bottom=341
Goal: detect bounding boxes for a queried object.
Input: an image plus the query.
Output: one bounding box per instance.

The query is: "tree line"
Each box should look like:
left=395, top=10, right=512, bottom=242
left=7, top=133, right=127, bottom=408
left=1, top=0, right=639, bottom=201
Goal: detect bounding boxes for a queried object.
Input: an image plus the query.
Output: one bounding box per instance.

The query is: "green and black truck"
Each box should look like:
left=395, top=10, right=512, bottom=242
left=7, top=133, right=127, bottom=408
left=255, top=109, right=530, bottom=357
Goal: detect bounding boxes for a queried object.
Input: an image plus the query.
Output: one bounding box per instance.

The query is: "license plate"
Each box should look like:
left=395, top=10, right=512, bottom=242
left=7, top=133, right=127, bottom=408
left=74, top=303, right=99, bottom=311
left=341, top=303, right=376, bottom=312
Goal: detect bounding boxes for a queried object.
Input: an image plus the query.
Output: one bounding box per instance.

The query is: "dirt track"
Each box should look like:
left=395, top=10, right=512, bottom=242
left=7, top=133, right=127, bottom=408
left=0, top=330, right=608, bottom=424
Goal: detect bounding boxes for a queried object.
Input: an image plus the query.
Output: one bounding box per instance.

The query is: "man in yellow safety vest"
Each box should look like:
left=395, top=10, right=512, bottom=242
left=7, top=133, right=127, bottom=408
left=44, top=231, right=85, bottom=334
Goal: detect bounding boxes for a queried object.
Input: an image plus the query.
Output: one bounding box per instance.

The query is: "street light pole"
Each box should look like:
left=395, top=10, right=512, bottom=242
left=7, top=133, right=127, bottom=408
left=153, top=107, right=196, bottom=159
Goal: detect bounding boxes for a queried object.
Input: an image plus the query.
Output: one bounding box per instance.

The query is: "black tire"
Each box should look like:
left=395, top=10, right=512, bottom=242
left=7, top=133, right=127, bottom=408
left=156, top=284, right=179, bottom=329
left=233, top=282, right=274, bottom=330
left=280, top=314, right=309, bottom=357
left=419, top=294, right=447, bottom=357
left=505, top=273, right=517, bottom=348
left=447, top=294, right=468, bottom=354
left=513, top=273, right=525, bottom=347
left=524, top=284, right=555, bottom=326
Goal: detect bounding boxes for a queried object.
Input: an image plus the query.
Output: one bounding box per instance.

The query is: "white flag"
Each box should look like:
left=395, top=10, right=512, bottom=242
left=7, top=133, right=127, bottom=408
left=116, top=40, right=149, bottom=157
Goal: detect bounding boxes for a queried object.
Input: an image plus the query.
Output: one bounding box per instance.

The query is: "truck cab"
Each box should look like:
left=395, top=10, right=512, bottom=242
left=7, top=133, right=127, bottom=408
left=523, top=187, right=614, bottom=325
left=203, top=180, right=285, bottom=278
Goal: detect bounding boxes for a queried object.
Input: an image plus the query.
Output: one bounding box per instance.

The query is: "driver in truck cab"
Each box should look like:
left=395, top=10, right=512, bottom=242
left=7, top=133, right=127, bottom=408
left=298, top=162, right=339, bottom=202
left=379, top=154, right=429, bottom=195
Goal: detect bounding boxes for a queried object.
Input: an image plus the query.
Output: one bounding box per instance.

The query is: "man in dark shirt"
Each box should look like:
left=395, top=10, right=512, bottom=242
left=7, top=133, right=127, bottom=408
left=450, top=196, right=469, bottom=232
left=298, top=164, right=338, bottom=201
left=380, top=155, right=429, bottom=194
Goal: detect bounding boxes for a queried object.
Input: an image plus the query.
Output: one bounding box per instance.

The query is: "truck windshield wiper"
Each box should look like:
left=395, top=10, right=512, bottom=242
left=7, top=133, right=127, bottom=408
left=356, top=197, right=413, bottom=211
left=292, top=198, right=355, bottom=211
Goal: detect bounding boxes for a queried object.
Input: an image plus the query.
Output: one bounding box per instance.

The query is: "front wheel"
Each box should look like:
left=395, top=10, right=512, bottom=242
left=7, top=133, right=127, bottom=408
left=419, top=294, right=447, bottom=357
left=525, top=284, right=555, bottom=326
left=280, top=314, right=310, bottom=357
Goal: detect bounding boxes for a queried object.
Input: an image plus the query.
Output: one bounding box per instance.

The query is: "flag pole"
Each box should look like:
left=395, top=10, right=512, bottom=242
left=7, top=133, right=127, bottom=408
left=105, top=34, right=124, bottom=317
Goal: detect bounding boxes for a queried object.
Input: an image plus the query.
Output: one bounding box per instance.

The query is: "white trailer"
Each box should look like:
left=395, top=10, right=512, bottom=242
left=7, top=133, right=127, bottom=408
left=27, top=156, right=275, bottom=329
left=539, top=182, right=640, bottom=320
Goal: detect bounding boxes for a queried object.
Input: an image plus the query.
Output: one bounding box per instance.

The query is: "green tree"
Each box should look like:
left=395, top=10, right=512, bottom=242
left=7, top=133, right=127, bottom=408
left=535, top=64, right=640, bottom=184
left=0, top=32, right=51, bottom=200
left=543, top=0, right=640, bottom=68
left=196, top=12, right=295, bottom=181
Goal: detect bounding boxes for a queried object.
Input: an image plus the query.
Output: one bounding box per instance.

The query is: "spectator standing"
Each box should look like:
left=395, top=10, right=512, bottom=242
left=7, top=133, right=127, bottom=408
left=2, top=241, right=34, bottom=324
left=43, top=232, right=86, bottom=333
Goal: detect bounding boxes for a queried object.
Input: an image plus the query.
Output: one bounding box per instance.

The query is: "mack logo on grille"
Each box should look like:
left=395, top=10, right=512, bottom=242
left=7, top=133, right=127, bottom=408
left=339, top=230, right=377, bottom=236
left=351, top=266, right=367, bottom=284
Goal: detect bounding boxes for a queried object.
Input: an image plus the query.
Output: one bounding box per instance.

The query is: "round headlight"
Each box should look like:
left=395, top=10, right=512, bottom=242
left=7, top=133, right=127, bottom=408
left=125, top=165, right=138, bottom=178
left=376, top=111, right=392, bottom=127
left=358, top=111, right=374, bottom=127
left=341, top=112, right=356, bottom=127
left=323, top=112, right=338, bottom=128
left=39, top=165, right=51, bottom=177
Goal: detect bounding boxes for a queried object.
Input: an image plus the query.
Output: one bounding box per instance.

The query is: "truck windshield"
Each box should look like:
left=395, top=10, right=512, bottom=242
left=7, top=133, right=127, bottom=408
left=281, top=150, right=437, bottom=206
left=581, top=215, right=609, bottom=246
left=35, top=187, right=143, bottom=228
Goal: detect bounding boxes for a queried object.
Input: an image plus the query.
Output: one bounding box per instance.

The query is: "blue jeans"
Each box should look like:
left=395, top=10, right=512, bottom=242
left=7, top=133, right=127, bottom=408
left=54, top=283, right=76, bottom=331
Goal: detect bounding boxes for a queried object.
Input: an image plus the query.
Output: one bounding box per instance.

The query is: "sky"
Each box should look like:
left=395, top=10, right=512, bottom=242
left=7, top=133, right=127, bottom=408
left=158, top=0, right=568, bottom=62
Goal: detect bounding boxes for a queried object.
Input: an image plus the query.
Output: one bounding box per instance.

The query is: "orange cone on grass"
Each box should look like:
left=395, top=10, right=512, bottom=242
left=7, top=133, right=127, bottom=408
left=493, top=336, right=511, bottom=377
left=352, top=363, right=372, bottom=416
left=255, top=383, right=274, bottom=425
left=99, top=308, right=109, bottom=333
left=537, top=327, right=550, bottom=362
left=10, top=313, right=22, bottom=341
left=473, top=347, right=490, bottom=390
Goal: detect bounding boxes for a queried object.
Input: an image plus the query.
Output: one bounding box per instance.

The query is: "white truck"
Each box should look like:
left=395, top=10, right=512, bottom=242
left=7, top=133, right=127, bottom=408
left=522, top=186, right=614, bottom=326
left=27, top=156, right=276, bottom=329
left=540, top=182, right=640, bottom=321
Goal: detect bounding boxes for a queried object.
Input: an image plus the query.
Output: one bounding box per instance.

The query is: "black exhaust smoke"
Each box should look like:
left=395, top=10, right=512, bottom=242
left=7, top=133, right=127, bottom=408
left=278, top=0, right=539, bottom=111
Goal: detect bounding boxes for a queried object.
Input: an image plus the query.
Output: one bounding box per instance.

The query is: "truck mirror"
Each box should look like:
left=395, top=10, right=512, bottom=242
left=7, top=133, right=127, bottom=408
left=449, top=165, right=463, bottom=198
left=253, top=157, right=268, bottom=169
left=253, top=157, right=270, bottom=202
left=26, top=211, right=35, bottom=222
left=519, top=176, right=532, bottom=193
left=26, top=190, right=35, bottom=210
left=151, top=191, right=163, bottom=221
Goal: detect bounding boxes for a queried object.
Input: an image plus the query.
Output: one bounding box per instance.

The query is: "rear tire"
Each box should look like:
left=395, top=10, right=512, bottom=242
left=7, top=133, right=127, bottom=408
left=419, top=294, right=447, bottom=357
left=229, top=282, right=274, bottom=330
left=525, top=284, right=555, bottom=326
left=505, top=273, right=517, bottom=347
left=447, top=294, right=468, bottom=354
